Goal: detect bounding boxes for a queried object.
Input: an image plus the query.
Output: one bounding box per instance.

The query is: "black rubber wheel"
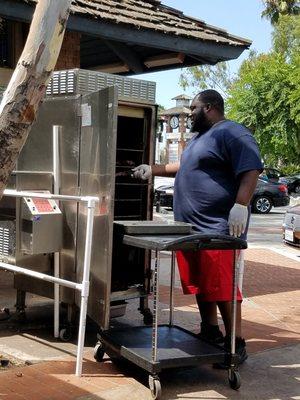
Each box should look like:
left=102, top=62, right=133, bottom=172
left=93, top=342, right=105, bottom=362
left=252, top=196, right=272, bottom=214
left=228, top=369, right=241, bottom=390
left=149, top=376, right=162, bottom=399
left=59, top=328, right=72, bottom=342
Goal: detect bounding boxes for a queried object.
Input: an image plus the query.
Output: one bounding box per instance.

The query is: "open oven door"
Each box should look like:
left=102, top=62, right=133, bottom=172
left=76, top=86, right=118, bottom=330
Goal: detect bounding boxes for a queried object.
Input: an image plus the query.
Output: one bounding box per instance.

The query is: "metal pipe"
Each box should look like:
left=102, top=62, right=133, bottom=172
left=53, top=125, right=62, bottom=339
left=75, top=199, right=96, bottom=376
left=3, top=189, right=98, bottom=203
left=152, top=250, right=160, bottom=363
left=169, top=251, right=175, bottom=326
left=237, top=250, right=244, bottom=292
left=0, top=190, right=97, bottom=377
left=230, top=250, right=239, bottom=358
left=0, top=262, right=82, bottom=291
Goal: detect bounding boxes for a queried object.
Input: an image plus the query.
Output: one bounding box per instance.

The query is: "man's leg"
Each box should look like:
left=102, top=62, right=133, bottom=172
left=196, top=297, right=224, bottom=343
left=196, top=297, right=218, bottom=325
left=216, top=300, right=247, bottom=366
left=217, top=300, right=242, bottom=337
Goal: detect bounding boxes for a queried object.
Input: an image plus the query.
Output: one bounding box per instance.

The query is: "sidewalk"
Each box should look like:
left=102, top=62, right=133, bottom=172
left=0, top=248, right=299, bottom=400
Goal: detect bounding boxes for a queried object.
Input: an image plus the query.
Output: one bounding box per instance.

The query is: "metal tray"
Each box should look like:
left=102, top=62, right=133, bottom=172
left=114, top=221, right=192, bottom=235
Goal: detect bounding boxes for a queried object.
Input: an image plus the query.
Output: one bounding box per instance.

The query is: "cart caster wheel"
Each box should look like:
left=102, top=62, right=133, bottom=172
left=94, top=342, right=105, bottom=362
left=143, top=309, right=153, bottom=325
left=149, top=375, right=161, bottom=399
left=59, top=328, right=72, bottom=342
left=228, top=369, right=241, bottom=390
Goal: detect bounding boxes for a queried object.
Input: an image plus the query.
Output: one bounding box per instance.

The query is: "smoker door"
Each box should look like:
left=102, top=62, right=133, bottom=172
left=14, top=96, right=81, bottom=302
left=76, top=86, right=118, bottom=330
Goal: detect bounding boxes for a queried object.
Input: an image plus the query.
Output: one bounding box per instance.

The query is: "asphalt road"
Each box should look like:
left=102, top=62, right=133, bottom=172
left=153, top=205, right=300, bottom=261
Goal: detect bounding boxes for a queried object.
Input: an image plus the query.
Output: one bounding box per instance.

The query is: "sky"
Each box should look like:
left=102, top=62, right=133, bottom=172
left=134, top=0, right=273, bottom=109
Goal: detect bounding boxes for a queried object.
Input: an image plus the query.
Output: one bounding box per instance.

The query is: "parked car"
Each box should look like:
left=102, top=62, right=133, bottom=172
left=263, top=167, right=282, bottom=182
left=279, top=174, right=300, bottom=194
left=154, top=184, right=174, bottom=209
left=263, top=167, right=300, bottom=194
left=252, top=179, right=289, bottom=213
left=282, top=205, right=300, bottom=247
left=154, top=178, right=290, bottom=214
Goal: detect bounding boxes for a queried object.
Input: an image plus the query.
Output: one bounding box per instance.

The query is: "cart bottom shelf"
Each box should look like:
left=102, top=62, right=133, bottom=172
left=100, top=325, right=226, bottom=373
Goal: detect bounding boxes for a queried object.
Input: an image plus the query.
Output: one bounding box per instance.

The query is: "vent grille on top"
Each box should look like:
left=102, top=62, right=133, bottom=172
left=46, top=69, right=156, bottom=104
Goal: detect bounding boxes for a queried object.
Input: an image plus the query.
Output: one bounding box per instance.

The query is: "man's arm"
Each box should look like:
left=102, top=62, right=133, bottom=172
left=236, top=170, right=261, bottom=205
left=132, top=162, right=180, bottom=180
left=151, top=162, right=180, bottom=177
left=228, top=169, right=261, bottom=237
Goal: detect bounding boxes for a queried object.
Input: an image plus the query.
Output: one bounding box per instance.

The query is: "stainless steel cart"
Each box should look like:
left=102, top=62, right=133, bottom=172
left=94, top=227, right=247, bottom=399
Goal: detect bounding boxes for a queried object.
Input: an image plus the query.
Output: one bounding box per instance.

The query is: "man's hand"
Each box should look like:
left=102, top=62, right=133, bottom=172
left=132, top=164, right=152, bottom=180
left=228, top=203, right=248, bottom=237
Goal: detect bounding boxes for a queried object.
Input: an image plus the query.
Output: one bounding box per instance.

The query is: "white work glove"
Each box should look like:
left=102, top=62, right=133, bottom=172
left=132, top=164, right=152, bottom=180
left=228, top=203, right=248, bottom=238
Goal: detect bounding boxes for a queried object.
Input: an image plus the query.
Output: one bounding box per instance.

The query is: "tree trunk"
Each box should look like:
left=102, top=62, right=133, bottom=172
left=0, top=0, right=72, bottom=199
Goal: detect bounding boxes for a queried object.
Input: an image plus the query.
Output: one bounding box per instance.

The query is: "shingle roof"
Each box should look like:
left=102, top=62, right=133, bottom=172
left=21, top=0, right=251, bottom=48
left=172, top=94, right=192, bottom=100
left=159, top=106, right=191, bottom=116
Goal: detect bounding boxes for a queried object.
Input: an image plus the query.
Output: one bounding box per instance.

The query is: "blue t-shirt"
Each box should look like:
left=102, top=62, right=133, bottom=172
left=174, top=120, right=263, bottom=236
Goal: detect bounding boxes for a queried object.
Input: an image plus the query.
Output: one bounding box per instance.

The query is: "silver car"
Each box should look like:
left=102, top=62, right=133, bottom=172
left=283, top=205, right=300, bottom=247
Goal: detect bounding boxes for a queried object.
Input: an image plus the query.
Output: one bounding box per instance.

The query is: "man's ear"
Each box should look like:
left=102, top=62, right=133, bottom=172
left=205, top=103, right=211, bottom=112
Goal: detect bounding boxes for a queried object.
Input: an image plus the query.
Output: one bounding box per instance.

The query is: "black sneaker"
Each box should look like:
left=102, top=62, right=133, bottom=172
left=235, top=337, right=248, bottom=364
left=197, top=322, right=224, bottom=344
left=213, top=336, right=248, bottom=369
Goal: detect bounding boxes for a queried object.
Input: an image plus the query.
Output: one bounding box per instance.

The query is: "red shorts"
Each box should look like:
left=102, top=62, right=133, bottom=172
left=176, top=249, right=242, bottom=302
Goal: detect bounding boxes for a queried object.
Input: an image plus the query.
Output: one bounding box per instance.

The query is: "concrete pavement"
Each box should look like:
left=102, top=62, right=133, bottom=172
left=0, top=246, right=299, bottom=400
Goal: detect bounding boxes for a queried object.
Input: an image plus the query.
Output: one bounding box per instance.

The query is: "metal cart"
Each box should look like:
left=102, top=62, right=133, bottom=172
left=94, top=227, right=247, bottom=399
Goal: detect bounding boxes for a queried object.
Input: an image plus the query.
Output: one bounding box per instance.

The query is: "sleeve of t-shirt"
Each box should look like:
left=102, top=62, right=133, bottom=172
left=227, top=134, right=264, bottom=178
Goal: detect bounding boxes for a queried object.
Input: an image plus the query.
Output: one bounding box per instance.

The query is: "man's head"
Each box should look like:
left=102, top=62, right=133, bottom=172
left=190, top=89, right=225, bottom=133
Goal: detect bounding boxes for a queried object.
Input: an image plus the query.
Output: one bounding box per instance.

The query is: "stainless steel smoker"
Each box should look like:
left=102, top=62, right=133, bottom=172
left=0, top=69, right=157, bottom=331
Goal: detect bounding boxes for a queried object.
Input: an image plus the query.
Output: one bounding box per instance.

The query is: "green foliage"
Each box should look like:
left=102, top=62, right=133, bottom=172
left=280, top=163, right=300, bottom=175
left=227, top=51, right=300, bottom=166
left=227, top=15, right=300, bottom=168
left=179, top=63, right=233, bottom=98
left=157, top=104, right=166, bottom=113
left=272, top=15, right=300, bottom=56
left=261, top=0, right=300, bottom=25
left=178, top=7, right=300, bottom=171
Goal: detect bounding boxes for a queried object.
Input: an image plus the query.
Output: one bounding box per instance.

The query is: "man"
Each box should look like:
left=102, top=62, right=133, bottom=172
left=133, top=89, right=263, bottom=364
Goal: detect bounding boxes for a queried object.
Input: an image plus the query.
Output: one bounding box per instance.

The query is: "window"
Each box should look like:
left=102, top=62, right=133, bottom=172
left=0, top=18, right=10, bottom=67
left=0, top=19, right=27, bottom=69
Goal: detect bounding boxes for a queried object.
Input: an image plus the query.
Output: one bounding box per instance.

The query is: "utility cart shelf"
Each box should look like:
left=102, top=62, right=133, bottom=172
left=95, top=224, right=247, bottom=399
left=100, top=325, right=226, bottom=373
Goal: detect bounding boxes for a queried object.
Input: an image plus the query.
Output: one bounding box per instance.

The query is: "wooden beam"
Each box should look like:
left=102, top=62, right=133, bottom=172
left=89, top=62, right=130, bottom=74
left=68, top=17, right=248, bottom=62
left=103, top=40, right=144, bottom=74
left=144, top=52, right=185, bottom=68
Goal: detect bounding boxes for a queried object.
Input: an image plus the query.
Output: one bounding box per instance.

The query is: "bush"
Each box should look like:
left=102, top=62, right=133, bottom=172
left=280, top=164, right=300, bottom=175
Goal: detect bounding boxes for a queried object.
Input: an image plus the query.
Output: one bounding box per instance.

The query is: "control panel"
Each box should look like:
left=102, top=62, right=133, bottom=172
left=24, top=197, right=61, bottom=215
left=20, top=193, right=63, bottom=255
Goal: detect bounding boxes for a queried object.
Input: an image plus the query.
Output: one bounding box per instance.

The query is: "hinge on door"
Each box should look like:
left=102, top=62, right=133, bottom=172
left=76, top=102, right=82, bottom=117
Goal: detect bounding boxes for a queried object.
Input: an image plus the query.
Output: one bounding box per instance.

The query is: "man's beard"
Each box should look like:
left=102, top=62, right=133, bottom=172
left=191, top=109, right=212, bottom=134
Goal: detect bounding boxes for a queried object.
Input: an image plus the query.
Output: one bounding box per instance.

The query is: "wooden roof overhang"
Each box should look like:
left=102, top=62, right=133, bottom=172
left=0, top=0, right=252, bottom=75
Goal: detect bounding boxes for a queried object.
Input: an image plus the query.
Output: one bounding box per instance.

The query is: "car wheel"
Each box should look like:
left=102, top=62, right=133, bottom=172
left=294, top=182, right=300, bottom=194
left=252, top=196, right=272, bottom=214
